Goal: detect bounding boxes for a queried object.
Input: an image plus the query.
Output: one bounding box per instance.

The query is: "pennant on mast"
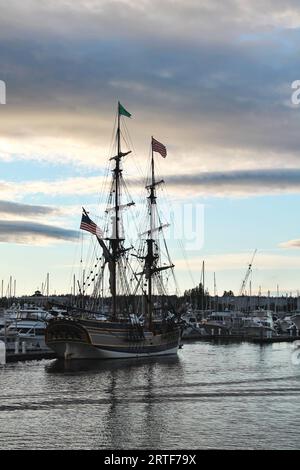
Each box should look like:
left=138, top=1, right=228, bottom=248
left=118, top=101, right=131, bottom=118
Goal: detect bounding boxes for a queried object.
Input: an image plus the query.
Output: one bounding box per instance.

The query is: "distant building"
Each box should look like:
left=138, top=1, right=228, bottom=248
left=32, top=290, right=43, bottom=297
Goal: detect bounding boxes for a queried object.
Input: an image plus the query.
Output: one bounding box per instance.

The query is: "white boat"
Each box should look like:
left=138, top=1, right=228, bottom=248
left=290, top=313, right=300, bottom=331
left=202, top=310, right=238, bottom=334
left=0, top=303, right=55, bottom=351
left=181, top=310, right=207, bottom=338
left=2, top=303, right=52, bottom=322
left=243, top=309, right=276, bottom=337
left=202, top=309, right=277, bottom=337
left=4, top=320, right=49, bottom=350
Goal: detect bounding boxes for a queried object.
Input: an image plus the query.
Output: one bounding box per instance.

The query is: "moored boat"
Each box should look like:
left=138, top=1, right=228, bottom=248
left=46, top=102, right=181, bottom=359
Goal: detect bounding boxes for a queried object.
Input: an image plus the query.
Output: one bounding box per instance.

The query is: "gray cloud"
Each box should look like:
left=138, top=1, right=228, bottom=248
left=0, top=200, right=58, bottom=216
left=1, top=32, right=299, bottom=164
left=3, top=168, right=300, bottom=201
left=0, top=1, right=300, bottom=183
left=164, top=168, right=300, bottom=196
left=1, top=1, right=300, bottom=42
left=0, top=220, right=78, bottom=244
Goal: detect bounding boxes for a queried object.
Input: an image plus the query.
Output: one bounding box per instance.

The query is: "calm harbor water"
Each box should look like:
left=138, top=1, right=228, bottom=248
left=0, top=340, right=300, bottom=449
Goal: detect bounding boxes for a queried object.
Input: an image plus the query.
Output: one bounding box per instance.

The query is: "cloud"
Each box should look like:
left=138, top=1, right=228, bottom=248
left=0, top=200, right=59, bottom=217
left=0, top=176, right=106, bottom=200
left=2, top=168, right=300, bottom=201
left=1, top=1, right=300, bottom=42
left=165, top=168, right=300, bottom=197
left=279, top=239, right=300, bottom=248
left=0, top=0, right=300, bottom=200
left=0, top=220, right=79, bottom=245
left=0, top=0, right=300, bottom=179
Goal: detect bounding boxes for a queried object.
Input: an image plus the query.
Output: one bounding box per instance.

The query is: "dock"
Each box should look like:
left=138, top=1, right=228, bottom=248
left=250, top=335, right=300, bottom=344
left=6, top=350, right=57, bottom=363
left=182, top=333, right=300, bottom=344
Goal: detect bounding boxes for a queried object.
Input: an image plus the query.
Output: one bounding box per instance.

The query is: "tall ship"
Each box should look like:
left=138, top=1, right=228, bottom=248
left=45, top=102, right=181, bottom=359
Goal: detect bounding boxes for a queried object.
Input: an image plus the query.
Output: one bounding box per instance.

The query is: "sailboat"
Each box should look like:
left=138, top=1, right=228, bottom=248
left=45, top=102, right=181, bottom=359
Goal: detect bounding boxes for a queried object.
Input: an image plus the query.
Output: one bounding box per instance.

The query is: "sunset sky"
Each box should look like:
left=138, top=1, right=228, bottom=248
left=1, top=1, right=300, bottom=296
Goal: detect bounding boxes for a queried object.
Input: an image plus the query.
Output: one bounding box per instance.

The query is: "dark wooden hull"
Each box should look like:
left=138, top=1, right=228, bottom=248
left=45, top=318, right=180, bottom=359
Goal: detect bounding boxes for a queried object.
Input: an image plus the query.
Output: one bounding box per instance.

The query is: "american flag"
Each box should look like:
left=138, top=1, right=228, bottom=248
left=152, top=137, right=167, bottom=158
left=80, top=211, right=103, bottom=237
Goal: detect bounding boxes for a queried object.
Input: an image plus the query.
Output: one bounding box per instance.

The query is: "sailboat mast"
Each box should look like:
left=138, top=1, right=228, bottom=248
left=200, top=260, right=205, bottom=311
left=203, top=260, right=205, bottom=310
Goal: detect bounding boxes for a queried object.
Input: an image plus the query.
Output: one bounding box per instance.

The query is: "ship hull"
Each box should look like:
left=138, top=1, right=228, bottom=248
left=45, top=318, right=180, bottom=360
left=47, top=341, right=179, bottom=359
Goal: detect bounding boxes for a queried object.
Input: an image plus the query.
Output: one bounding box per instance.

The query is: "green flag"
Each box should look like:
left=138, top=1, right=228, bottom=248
left=118, top=102, right=131, bottom=118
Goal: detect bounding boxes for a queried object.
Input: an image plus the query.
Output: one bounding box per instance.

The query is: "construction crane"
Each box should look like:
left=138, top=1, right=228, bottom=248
left=239, top=249, right=257, bottom=296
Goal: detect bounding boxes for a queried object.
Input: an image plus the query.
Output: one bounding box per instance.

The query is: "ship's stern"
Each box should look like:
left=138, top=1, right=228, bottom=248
left=45, top=318, right=94, bottom=359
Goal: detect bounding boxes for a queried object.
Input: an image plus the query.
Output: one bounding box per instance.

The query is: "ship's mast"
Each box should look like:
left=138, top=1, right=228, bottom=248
left=79, top=102, right=134, bottom=318
left=107, top=103, right=133, bottom=320
left=145, top=143, right=158, bottom=329
left=109, top=105, right=124, bottom=320
left=143, top=137, right=174, bottom=329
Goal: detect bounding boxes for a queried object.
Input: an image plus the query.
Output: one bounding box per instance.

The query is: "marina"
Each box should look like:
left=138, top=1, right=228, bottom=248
left=1, top=101, right=300, bottom=363
left=2, top=0, right=300, bottom=454
left=2, top=294, right=300, bottom=362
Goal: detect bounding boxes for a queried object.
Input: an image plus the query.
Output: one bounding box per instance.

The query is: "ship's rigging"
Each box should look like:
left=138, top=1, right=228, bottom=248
left=45, top=102, right=181, bottom=360
left=75, top=103, right=178, bottom=327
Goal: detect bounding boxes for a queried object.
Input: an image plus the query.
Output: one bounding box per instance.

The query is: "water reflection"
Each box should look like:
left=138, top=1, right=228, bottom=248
left=45, top=355, right=183, bottom=449
left=139, top=362, right=167, bottom=448
left=45, top=355, right=180, bottom=374
left=103, top=358, right=184, bottom=449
